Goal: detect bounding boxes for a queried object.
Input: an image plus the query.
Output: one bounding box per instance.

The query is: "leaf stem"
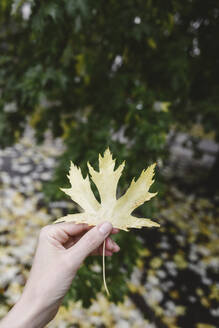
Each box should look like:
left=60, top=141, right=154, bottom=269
left=103, top=239, right=110, bottom=296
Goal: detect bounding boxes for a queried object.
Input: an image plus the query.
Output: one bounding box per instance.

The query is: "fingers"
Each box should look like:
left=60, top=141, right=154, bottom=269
left=54, top=222, right=119, bottom=237
left=106, top=237, right=120, bottom=252
left=111, top=228, right=120, bottom=234
left=63, top=236, right=120, bottom=252
left=91, top=236, right=120, bottom=256
left=51, top=221, right=120, bottom=250
left=67, top=222, right=113, bottom=266
left=39, top=223, right=91, bottom=246
left=54, top=222, right=91, bottom=236
left=91, top=248, right=113, bottom=256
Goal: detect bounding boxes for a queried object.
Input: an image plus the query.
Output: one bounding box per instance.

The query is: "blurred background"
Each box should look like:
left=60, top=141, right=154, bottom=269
left=0, top=0, right=219, bottom=327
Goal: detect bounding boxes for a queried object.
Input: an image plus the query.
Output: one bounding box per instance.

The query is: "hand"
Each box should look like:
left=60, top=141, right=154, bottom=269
left=0, top=221, right=120, bottom=328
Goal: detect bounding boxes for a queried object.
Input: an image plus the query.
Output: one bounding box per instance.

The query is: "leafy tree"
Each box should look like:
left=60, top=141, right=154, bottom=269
left=0, top=0, right=218, bottom=306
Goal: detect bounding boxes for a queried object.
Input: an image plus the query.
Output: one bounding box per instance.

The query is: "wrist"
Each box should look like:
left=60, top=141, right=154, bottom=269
left=19, top=289, right=59, bottom=328
left=0, top=290, right=58, bottom=328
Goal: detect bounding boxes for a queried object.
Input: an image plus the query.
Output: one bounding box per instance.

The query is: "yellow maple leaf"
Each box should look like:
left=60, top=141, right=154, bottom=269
left=54, top=148, right=159, bottom=230
left=53, top=148, right=159, bottom=295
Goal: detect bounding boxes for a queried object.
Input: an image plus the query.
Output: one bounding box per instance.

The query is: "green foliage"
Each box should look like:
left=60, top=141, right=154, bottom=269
left=1, top=0, right=219, bottom=306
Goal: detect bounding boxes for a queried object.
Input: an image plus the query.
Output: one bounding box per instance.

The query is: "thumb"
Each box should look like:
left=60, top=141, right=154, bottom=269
left=68, top=221, right=113, bottom=266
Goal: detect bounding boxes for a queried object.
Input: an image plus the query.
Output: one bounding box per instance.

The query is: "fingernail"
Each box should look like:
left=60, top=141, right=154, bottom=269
left=99, top=222, right=112, bottom=236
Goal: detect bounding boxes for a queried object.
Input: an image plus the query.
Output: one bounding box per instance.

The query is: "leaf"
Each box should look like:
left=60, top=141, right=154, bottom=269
left=54, top=148, right=159, bottom=231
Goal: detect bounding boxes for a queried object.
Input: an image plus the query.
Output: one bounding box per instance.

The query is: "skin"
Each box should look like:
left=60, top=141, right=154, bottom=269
left=0, top=221, right=120, bottom=328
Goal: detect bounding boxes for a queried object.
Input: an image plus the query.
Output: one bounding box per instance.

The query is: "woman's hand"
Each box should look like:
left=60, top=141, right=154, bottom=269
left=0, top=221, right=120, bottom=328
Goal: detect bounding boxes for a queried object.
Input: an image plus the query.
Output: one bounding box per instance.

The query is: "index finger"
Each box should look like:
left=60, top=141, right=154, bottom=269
left=54, top=221, right=119, bottom=236
left=82, top=226, right=119, bottom=234
left=111, top=228, right=120, bottom=234
left=54, top=222, right=91, bottom=236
